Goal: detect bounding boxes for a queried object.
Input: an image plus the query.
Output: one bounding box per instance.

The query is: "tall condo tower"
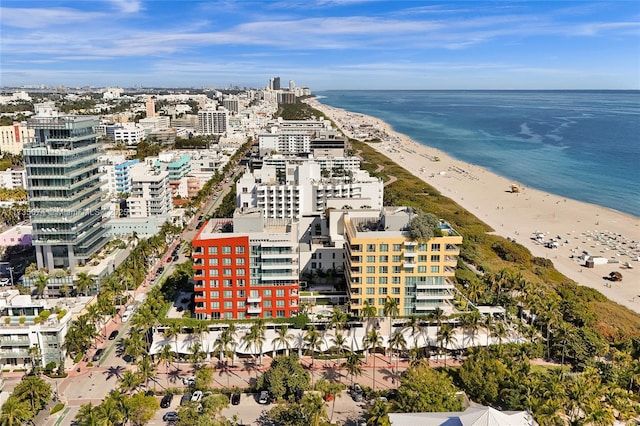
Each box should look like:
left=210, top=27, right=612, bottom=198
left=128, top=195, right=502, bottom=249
left=25, top=103, right=109, bottom=271
left=273, top=77, right=281, bottom=91
left=146, top=96, right=156, bottom=118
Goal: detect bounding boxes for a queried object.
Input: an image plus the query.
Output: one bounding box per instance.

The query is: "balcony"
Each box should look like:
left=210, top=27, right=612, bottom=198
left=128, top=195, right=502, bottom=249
left=403, top=261, right=416, bottom=268
left=247, top=305, right=262, bottom=314
left=247, top=296, right=261, bottom=303
left=0, top=349, right=30, bottom=358
left=0, top=338, right=30, bottom=346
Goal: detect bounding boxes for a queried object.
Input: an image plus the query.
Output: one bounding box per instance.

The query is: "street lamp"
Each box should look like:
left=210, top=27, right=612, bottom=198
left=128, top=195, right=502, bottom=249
left=8, top=267, right=14, bottom=287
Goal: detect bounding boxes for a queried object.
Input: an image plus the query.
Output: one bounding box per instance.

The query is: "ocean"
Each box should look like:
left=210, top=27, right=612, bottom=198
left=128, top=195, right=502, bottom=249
left=316, top=90, right=640, bottom=218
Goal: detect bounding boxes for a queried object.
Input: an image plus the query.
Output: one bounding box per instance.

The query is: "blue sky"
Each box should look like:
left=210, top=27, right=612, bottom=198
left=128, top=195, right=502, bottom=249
left=1, top=1, right=639, bottom=90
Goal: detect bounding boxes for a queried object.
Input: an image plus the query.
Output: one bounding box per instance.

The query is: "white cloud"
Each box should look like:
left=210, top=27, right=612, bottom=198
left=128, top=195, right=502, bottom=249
left=108, top=0, right=143, bottom=14
left=0, top=7, right=104, bottom=29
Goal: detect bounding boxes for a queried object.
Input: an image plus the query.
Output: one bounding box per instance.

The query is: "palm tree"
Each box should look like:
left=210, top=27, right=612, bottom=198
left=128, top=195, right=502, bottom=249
left=329, top=306, right=348, bottom=334
left=483, top=314, right=495, bottom=346
left=0, top=397, right=31, bottom=426
left=119, top=370, right=143, bottom=394
left=304, top=325, right=322, bottom=368
left=437, top=324, right=457, bottom=367
left=157, top=344, right=177, bottom=386
left=122, top=328, right=148, bottom=363
left=188, top=341, right=206, bottom=369
left=74, top=271, right=96, bottom=296
left=388, top=330, right=407, bottom=382
left=163, top=322, right=182, bottom=357
left=382, top=296, right=399, bottom=339
left=367, top=398, right=391, bottom=426
left=343, top=352, right=363, bottom=386
left=242, top=319, right=266, bottom=365
left=403, top=316, right=422, bottom=356
left=34, top=273, right=48, bottom=299
left=331, top=332, right=348, bottom=360
left=361, top=300, right=377, bottom=330
left=363, top=329, right=383, bottom=391
left=459, top=310, right=481, bottom=349
left=271, top=325, right=294, bottom=357
left=136, top=356, right=157, bottom=389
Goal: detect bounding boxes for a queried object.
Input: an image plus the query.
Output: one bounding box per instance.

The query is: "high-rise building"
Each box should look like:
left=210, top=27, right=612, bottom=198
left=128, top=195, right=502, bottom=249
left=126, top=162, right=171, bottom=218
left=146, top=96, right=156, bottom=118
left=289, top=80, right=295, bottom=91
left=273, top=77, right=281, bottom=91
left=343, top=207, right=462, bottom=317
left=197, top=108, right=228, bottom=135
left=25, top=103, right=109, bottom=271
left=192, top=210, right=300, bottom=320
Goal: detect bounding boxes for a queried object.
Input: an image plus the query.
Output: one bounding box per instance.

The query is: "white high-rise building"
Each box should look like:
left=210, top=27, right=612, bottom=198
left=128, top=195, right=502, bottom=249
left=237, top=162, right=383, bottom=219
left=198, top=108, right=228, bottom=135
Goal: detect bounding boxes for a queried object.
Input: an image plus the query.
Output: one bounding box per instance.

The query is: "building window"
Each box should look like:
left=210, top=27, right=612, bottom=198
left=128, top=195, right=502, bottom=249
left=366, top=277, right=375, bottom=285
left=418, top=255, right=427, bottom=262
left=223, top=258, right=232, bottom=265
left=392, top=255, right=402, bottom=263
left=223, top=268, right=232, bottom=276
left=366, top=255, right=375, bottom=263
left=276, top=300, right=285, bottom=307
left=224, top=301, right=233, bottom=309
left=208, top=246, right=218, bottom=255
left=276, top=289, right=285, bottom=297
left=378, top=266, right=388, bottom=274
left=236, top=258, right=245, bottom=265
left=263, top=289, right=272, bottom=297
left=431, top=266, right=440, bottom=273
left=393, top=244, right=402, bottom=252
left=418, top=266, right=427, bottom=273
left=276, top=310, right=285, bottom=318
left=222, top=246, right=232, bottom=254
left=378, top=298, right=386, bottom=305
left=223, top=290, right=232, bottom=298
left=237, top=301, right=245, bottom=308
left=237, top=279, right=246, bottom=287
left=237, top=290, right=245, bottom=298
left=379, top=277, right=388, bottom=284
left=379, top=243, right=388, bottom=252
left=366, top=288, right=375, bottom=295
left=209, top=280, right=219, bottom=287
left=418, top=243, right=428, bottom=251
left=392, top=266, right=401, bottom=274
left=264, top=311, right=272, bottom=318
left=210, top=291, right=219, bottom=298
left=366, top=266, right=375, bottom=274
left=210, top=301, right=220, bottom=309
left=366, top=244, right=376, bottom=252
left=264, top=300, right=272, bottom=308
left=367, top=298, right=375, bottom=305
left=236, top=268, right=245, bottom=276
left=431, top=243, right=441, bottom=251
left=392, top=287, right=401, bottom=295
left=392, top=277, right=401, bottom=284
left=235, top=246, right=245, bottom=254
left=209, top=258, right=218, bottom=266
left=378, top=288, right=388, bottom=295
left=431, top=255, right=440, bottom=262
left=224, top=312, right=233, bottom=319
left=210, top=269, right=219, bottom=276
left=379, top=255, right=388, bottom=263
left=223, top=279, right=232, bottom=287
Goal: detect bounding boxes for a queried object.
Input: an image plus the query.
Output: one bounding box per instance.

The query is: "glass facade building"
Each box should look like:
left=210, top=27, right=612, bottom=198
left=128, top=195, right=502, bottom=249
left=25, top=106, right=109, bottom=271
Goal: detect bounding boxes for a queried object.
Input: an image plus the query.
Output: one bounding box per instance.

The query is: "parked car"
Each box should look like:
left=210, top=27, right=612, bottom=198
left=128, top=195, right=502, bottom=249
left=0, top=277, right=10, bottom=286
left=121, top=312, right=131, bottom=322
left=108, top=330, right=119, bottom=340
left=191, top=390, right=203, bottom=402
left=163, top=411, right=179, bottom=422
left=145, top=390, right=155, bottom=397
left=160, top=394, right=173, bottom=408
left=182, top=376, right=196, bottom=386
left=231, top=392, right=241, bottom=405
left=92, top=348, right=104, bottom=362
left=351, top=383, right=363, bottom=402
left=180, top=392, right=192, bottom=405
left=258, top=391, right=270, bottom=405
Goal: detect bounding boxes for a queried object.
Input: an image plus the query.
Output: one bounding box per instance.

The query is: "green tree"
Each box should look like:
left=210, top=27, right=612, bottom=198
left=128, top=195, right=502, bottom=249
left=394, top=363, right=463, bottom=412
left=13, top=375, right=52, bottom=414
left=436, top=323, right=457, bottom=367
left=0, top=396, right=32, bottom=426
left=268, top=393, right=328, bottom=426
left=304, top=325, right=322, bottom=369
left=242, top=319, right=266, bottom=365
left=388, top=330, right=407, bottom=382
left=74, top=272, right=95, bottom=296
left=382, top=296, right=399, bottom=340
left=343, top=352, right=364, bottom=386
left=363, top=329, right=383, bottom=391
left=256, top=354, right=310, bottom=401
left=272, top=325, right=294, bottom=357
left=127, top=392, right=159, bottom=426
left=458, top=349, right=510, bottom=405
left=367, top=398, right=391, bottom=426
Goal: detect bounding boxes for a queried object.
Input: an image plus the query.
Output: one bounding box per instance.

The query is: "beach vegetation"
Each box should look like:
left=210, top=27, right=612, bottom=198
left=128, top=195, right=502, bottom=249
left=408, top=210, right=441, bottom=241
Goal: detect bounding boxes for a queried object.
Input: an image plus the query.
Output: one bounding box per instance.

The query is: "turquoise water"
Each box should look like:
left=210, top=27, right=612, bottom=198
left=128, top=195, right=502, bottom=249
left=316, top=90, right=640, bottom=218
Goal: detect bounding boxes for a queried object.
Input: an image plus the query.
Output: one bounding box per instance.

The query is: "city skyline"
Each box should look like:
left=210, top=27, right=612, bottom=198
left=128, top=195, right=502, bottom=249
left=1, top=1, right=639, bottom=90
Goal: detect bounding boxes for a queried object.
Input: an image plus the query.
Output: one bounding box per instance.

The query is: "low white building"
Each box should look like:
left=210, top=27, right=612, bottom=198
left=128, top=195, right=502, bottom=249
left=0, top=290, right=73, bottom=368
left=0, top=123, right=33, bottom=155
left=113, top=123, right=147, bottom=146
left=0, top=168, right=26, bottom=189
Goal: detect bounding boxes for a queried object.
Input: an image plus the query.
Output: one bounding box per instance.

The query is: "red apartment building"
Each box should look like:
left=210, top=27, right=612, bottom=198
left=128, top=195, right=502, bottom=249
left=192, top=214, right=299, bottom=320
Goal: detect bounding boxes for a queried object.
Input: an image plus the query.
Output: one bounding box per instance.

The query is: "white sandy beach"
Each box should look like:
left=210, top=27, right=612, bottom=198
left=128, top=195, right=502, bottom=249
left=305, top=98, right=640, bottom=314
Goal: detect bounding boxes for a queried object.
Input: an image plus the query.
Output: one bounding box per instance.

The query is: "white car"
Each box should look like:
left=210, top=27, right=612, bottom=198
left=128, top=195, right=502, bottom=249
left=0, top=278, right=10, bottom=286
left=191, top=390, right=203, bottom=402
left=182, top=376, right=196, bottom=386
left=121, top=312, right=131, bottom=322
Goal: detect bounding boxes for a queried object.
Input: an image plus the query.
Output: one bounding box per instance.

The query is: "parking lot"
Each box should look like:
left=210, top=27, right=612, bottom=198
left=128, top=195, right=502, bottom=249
left=146, top=390, right=366, bottom=426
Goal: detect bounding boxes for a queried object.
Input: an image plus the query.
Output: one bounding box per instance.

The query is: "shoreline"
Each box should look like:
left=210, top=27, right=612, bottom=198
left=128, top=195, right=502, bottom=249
left=305, top=98, right=640, bottom=314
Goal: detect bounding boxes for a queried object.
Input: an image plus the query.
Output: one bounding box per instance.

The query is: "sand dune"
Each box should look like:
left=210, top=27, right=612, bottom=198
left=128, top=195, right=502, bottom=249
left=305, top=98, right=640, bottom=314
